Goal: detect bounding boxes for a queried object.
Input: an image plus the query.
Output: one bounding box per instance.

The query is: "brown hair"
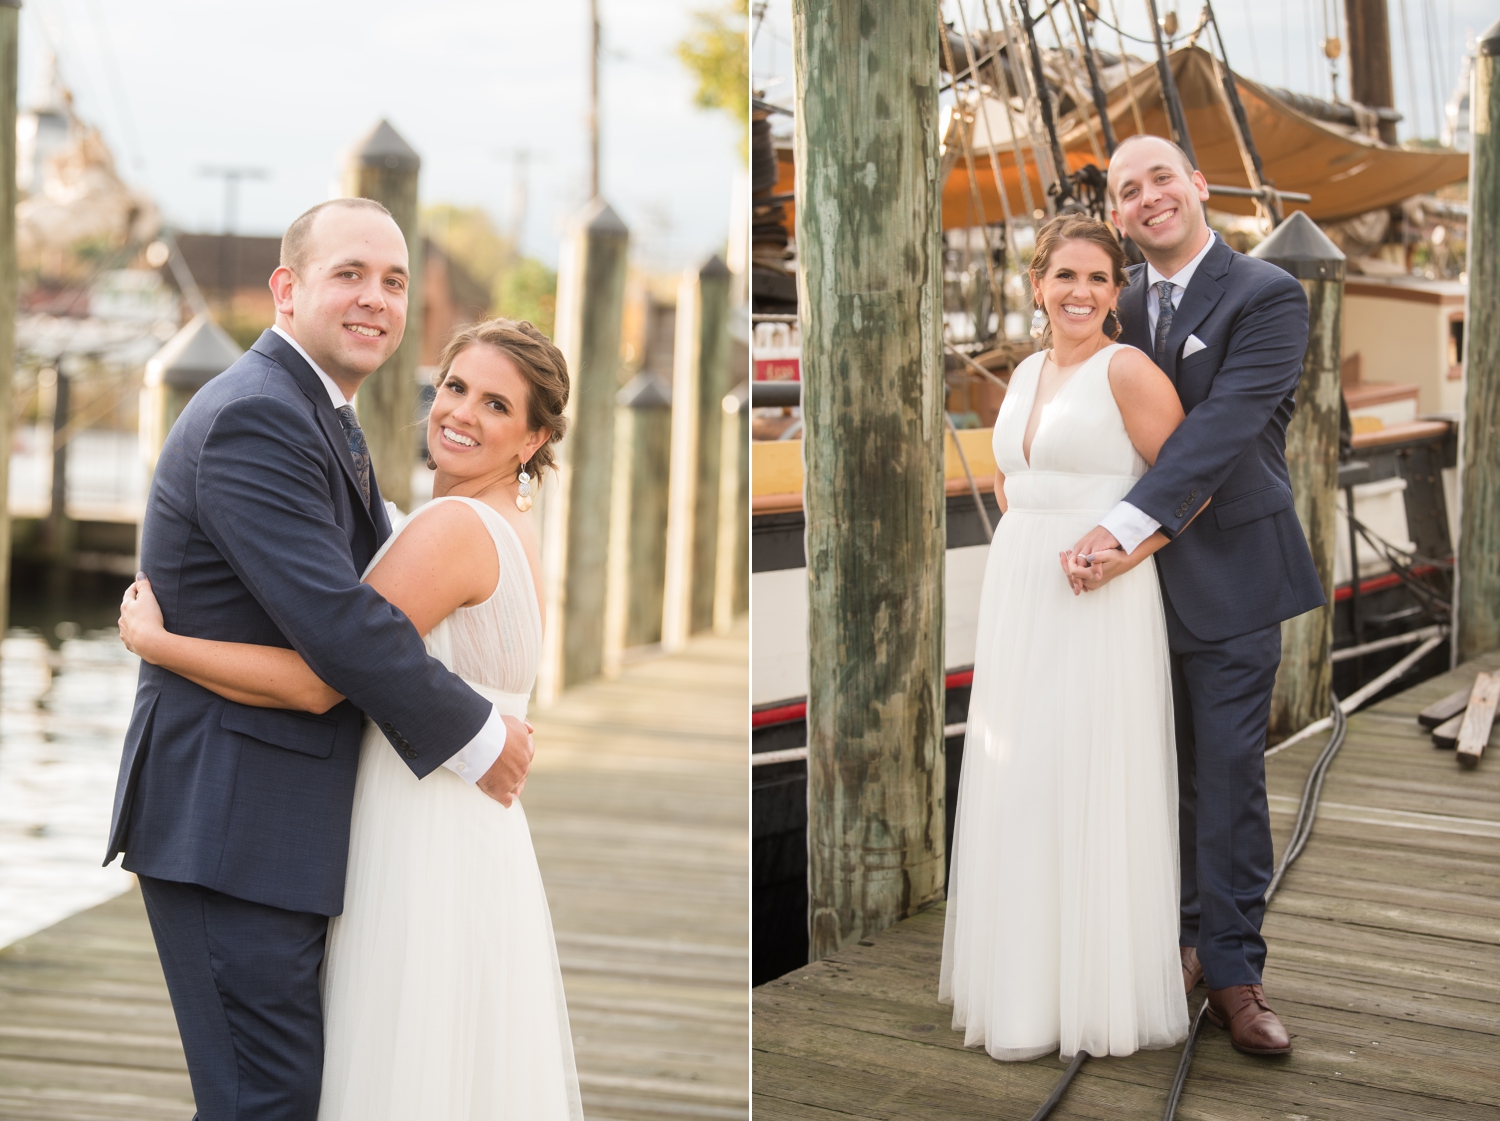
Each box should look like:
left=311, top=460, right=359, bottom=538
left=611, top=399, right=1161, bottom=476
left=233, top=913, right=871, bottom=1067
left=434, top=318, right=570, bottom=476
left=280, top=198, right=396, bottom=273
left=1028, top=214, right=1129, bottom=346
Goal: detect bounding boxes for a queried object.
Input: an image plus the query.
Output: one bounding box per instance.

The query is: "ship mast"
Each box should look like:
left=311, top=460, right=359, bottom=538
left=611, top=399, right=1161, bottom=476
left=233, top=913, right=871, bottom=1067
left=1346, top=0, right=1399, bottom=144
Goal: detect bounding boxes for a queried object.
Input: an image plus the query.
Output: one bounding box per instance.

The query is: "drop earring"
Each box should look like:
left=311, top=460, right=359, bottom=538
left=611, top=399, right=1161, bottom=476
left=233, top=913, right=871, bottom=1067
left=516, top=463, right=533, bottom=512
left=426, top=452, right=437, bottom=470
left=1030, top=307, right=1048, bottom=339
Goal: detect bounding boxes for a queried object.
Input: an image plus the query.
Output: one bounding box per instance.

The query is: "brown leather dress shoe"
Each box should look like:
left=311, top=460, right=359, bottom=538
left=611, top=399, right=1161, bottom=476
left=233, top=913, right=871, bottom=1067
left=1206, top=984, right=1292, bottom=1055
left=1180, top=946, right=1203, bottom=995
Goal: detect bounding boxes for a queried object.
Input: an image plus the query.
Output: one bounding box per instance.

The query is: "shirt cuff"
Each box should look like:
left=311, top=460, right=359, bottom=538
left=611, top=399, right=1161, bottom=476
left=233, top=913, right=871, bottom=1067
left=440, top=704, right=505, bottom=784
left=1099, top=501, right=1162, bottom=556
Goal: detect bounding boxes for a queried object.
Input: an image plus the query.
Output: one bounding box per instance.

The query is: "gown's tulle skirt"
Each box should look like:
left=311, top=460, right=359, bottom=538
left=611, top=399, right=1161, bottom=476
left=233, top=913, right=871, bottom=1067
left=940, top=478, right=1189, bottom=1061
left=318, top=707, right=583, bottom=1120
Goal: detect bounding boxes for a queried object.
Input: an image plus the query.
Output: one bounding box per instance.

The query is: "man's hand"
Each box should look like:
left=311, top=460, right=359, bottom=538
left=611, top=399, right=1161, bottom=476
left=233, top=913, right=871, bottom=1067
left=476, top=716, right=534, bottom=808
left=1060, top=526, right=1122, bottom=594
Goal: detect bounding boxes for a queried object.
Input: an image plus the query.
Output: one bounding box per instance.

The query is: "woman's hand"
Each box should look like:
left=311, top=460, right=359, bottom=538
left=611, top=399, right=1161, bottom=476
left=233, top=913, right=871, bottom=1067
left=1059, top=547, right=1138, bottom=595
left=119, top=574, right=167, bottom=660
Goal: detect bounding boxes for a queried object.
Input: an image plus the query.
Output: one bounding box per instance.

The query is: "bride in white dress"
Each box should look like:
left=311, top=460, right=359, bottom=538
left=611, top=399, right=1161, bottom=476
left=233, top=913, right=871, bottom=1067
left=940, top=216, right=1191, bottom=1061
left=119, top=319, right=583, bottom=1119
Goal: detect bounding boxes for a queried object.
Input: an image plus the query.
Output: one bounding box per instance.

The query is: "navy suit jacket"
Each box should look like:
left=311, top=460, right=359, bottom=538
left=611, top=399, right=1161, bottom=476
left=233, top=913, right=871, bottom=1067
left=107, top=330, right=493, bottom=916
left=1119, top=236, right=1325, bottom=643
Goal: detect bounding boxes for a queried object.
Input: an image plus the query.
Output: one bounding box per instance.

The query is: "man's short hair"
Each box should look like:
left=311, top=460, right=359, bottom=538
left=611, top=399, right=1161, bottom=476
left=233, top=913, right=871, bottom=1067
left=279, top=197, right=395, bottom=274
left=1106, top=134, right=1196, bottom=204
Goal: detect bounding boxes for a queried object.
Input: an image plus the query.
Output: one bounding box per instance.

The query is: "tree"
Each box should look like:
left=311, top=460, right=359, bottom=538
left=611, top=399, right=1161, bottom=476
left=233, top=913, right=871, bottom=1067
left=675, top=0, right=748, bottom=159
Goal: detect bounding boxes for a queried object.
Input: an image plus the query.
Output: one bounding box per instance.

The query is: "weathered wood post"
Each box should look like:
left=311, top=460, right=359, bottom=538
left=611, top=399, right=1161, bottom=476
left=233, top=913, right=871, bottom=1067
left=41, top=365, right=72, bottom=565
left=0, top=1, right=17, bottom=633
left=712, top=380, right=749, bottom=634
left=795, top=0, right=947, bottom=959
left=343, top=119, right=421, bottom=513
left=1457, top=19, right=1500, bottom=664
left=140, top=314, right=244, bottom=472
left=602, top=372, right=673, bottom=676
left=661, top=256, right=732, bottom=649
left=1252, top=212, right=1345, bottom=733
left=537, top=199, right=629, bottom=702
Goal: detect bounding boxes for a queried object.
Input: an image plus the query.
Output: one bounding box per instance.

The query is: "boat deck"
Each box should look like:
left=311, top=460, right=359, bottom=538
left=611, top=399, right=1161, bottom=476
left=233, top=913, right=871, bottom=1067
left=752, top=651, right=1500, bottom=1120
left=0, top=623, right=749, bottom=1121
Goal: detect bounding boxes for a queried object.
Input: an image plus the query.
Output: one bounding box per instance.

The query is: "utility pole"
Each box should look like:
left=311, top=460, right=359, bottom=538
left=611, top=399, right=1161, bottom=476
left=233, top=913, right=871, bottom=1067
left=0, top=0, right=17, bottom=632
left=343, top=120, right=422, bottom=513
left=1345, top=0, right=1398, bottom=144
left=199, top=165, right=268, bottom=310
left=588, top=0, right=601, bottom=199
left=795, top=0, right=946, bottom=961
left=1456, top=19, right=1500, bottom=663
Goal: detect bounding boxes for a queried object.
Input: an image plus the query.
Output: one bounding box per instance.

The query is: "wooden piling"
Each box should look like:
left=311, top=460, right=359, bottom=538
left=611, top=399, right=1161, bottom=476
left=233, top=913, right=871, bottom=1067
left=602, top=372, right=673, bottom=676
left=1253, top=212, right=1345, bottom=735
left=0, top=1, right=17, bottom=631
left=794, top=0, right=947, bottom=960
left=538, top=199, right=629, bottom=702
left=712, top=380, right=748, bottom=635
left=662, top=256, right=732, bottom=649
left=140, top=314, right=244, bottom=472
left=1457, top=19, right=1500, bottom=664
left=343, top=119, right=421, bottom=513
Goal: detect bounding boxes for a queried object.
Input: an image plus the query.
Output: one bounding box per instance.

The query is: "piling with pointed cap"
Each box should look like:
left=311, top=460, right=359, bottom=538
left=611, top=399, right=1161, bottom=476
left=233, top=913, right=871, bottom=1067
left=343, top=119, right=421, bottom=513
left=602, top=372, right=673, bottom=676
left=1457, top=19, right=1500, bottom=663
left=662, top=255, right=733, bottom=648
left=0, top=0, right=18, bottom=630
left=795, top=0, right=947, bottom=960
left=140, top=313, right=244, bottom=472
left=537, top=199, right=629, bottom=702
left=1251, top=210, right=1345, bottom=734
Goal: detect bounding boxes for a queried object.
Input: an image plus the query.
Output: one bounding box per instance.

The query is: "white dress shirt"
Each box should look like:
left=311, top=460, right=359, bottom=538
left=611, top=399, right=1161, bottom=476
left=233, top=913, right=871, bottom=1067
left=271, top=325, right=507, bottom=784
left=1098, top=231, right=1219, bottom=555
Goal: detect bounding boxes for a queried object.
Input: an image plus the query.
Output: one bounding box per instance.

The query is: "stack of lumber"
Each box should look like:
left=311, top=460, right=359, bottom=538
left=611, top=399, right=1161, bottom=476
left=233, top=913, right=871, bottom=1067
left=1420, top=671, right=1500, bottom=767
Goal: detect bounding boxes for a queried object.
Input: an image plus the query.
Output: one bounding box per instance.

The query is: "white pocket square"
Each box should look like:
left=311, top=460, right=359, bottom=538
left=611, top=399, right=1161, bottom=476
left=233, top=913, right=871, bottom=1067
left=1182, top=334, right=1208, bottom=358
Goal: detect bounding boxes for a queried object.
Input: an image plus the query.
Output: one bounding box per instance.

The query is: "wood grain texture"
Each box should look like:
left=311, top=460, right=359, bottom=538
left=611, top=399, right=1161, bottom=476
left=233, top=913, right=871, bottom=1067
left=541, top=201, right=630, bottom=697
left=342, top=142, right=421, bottom=515
left=1271, top=276, right=1342, bottom=734
left=794, top=0, right=947, bottom=961
left=0, top=628, right=748, bottom=1121
left=1455, top=671, right=1500, bottom=766
left=1458, top=46, right=1500, bottom=662
left=753, top=651, right=1500, bottom=1119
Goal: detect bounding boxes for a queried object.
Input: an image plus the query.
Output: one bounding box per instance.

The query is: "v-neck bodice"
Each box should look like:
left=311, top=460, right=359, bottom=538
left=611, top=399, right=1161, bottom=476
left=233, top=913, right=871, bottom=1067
left=993, top=343, right=1147, bottom=514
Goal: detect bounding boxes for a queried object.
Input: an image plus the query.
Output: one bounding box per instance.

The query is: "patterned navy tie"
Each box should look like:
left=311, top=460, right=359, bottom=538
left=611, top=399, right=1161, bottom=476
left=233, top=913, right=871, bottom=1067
left=335, top=405, right=372, bottom=508
left=1153, top=280, right=1176, bottom=364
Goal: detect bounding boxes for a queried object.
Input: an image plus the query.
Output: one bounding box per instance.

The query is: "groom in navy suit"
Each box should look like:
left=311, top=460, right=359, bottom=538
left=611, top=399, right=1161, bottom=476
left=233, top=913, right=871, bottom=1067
left=107, top=198, right=534, bottom=1119
left=1074, top=135, right=1324, bottom=1056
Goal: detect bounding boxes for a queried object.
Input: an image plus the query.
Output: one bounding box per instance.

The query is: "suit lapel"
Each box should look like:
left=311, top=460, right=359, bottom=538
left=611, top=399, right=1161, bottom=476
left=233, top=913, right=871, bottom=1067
left=1160, top=237, right=1232, bottom=380
left=1119, top=265, right=1151, bottom=353
left=250, top=330, right=378, bottom=535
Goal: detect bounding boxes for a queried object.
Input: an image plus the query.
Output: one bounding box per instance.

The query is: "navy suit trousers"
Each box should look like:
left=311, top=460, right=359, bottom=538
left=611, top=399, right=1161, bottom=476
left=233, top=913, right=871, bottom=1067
left=138, top=877, right=327, bottom=1121
left=1163, top=593, right=1281, bottom=989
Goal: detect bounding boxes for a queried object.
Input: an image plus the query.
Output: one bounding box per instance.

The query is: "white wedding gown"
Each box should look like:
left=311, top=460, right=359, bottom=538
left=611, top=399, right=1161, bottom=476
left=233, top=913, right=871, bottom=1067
left=940, top=342, right=1189, bottom=1061
left=318, top=496, right=584, bottom=1120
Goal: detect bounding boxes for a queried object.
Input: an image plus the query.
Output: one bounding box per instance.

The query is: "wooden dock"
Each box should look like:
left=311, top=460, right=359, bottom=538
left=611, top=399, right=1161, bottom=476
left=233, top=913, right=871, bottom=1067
left=753, top=652, right=1500, bottom=1120
left=0, top=623, right=748, bottom=1121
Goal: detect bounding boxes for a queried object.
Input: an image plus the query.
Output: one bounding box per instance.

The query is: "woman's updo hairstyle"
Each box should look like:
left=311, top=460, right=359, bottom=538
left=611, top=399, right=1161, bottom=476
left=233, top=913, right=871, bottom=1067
left=1028, top=214, right=1129, bottom=346
left=433, top=318, right=569, bottom=475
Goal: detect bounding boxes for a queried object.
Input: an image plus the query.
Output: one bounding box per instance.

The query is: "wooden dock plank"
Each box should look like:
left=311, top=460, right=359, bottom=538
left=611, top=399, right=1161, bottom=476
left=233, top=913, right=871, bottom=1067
left=0, top=625, right=749, bottom=1121
left=753, top=651, right=1500, bottom=1120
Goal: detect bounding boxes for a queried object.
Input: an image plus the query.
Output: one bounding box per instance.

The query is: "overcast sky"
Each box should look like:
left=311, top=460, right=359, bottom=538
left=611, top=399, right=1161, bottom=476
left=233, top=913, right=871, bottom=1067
left=755, top=0, right=1493, bottom=146
left=21, top=0, right=741, bottom=269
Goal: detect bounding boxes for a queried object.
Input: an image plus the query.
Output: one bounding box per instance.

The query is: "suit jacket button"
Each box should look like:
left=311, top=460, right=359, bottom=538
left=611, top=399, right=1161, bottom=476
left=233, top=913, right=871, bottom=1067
left=404, top=748, right=418, bottom=760
left=382, top=721, right=394, bottom=733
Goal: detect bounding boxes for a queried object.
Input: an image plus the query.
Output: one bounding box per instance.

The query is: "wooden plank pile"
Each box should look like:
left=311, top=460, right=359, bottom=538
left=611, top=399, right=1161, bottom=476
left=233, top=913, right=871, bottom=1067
left=1419, top=671, right=1500, bottom=767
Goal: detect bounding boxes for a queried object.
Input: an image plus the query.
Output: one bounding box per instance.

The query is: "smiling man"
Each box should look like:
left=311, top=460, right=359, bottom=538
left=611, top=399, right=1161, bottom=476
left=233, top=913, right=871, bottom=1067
left=1070, top=135, right=1326, bottom=1057
left=108, top=197, right=532, bottom=1119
